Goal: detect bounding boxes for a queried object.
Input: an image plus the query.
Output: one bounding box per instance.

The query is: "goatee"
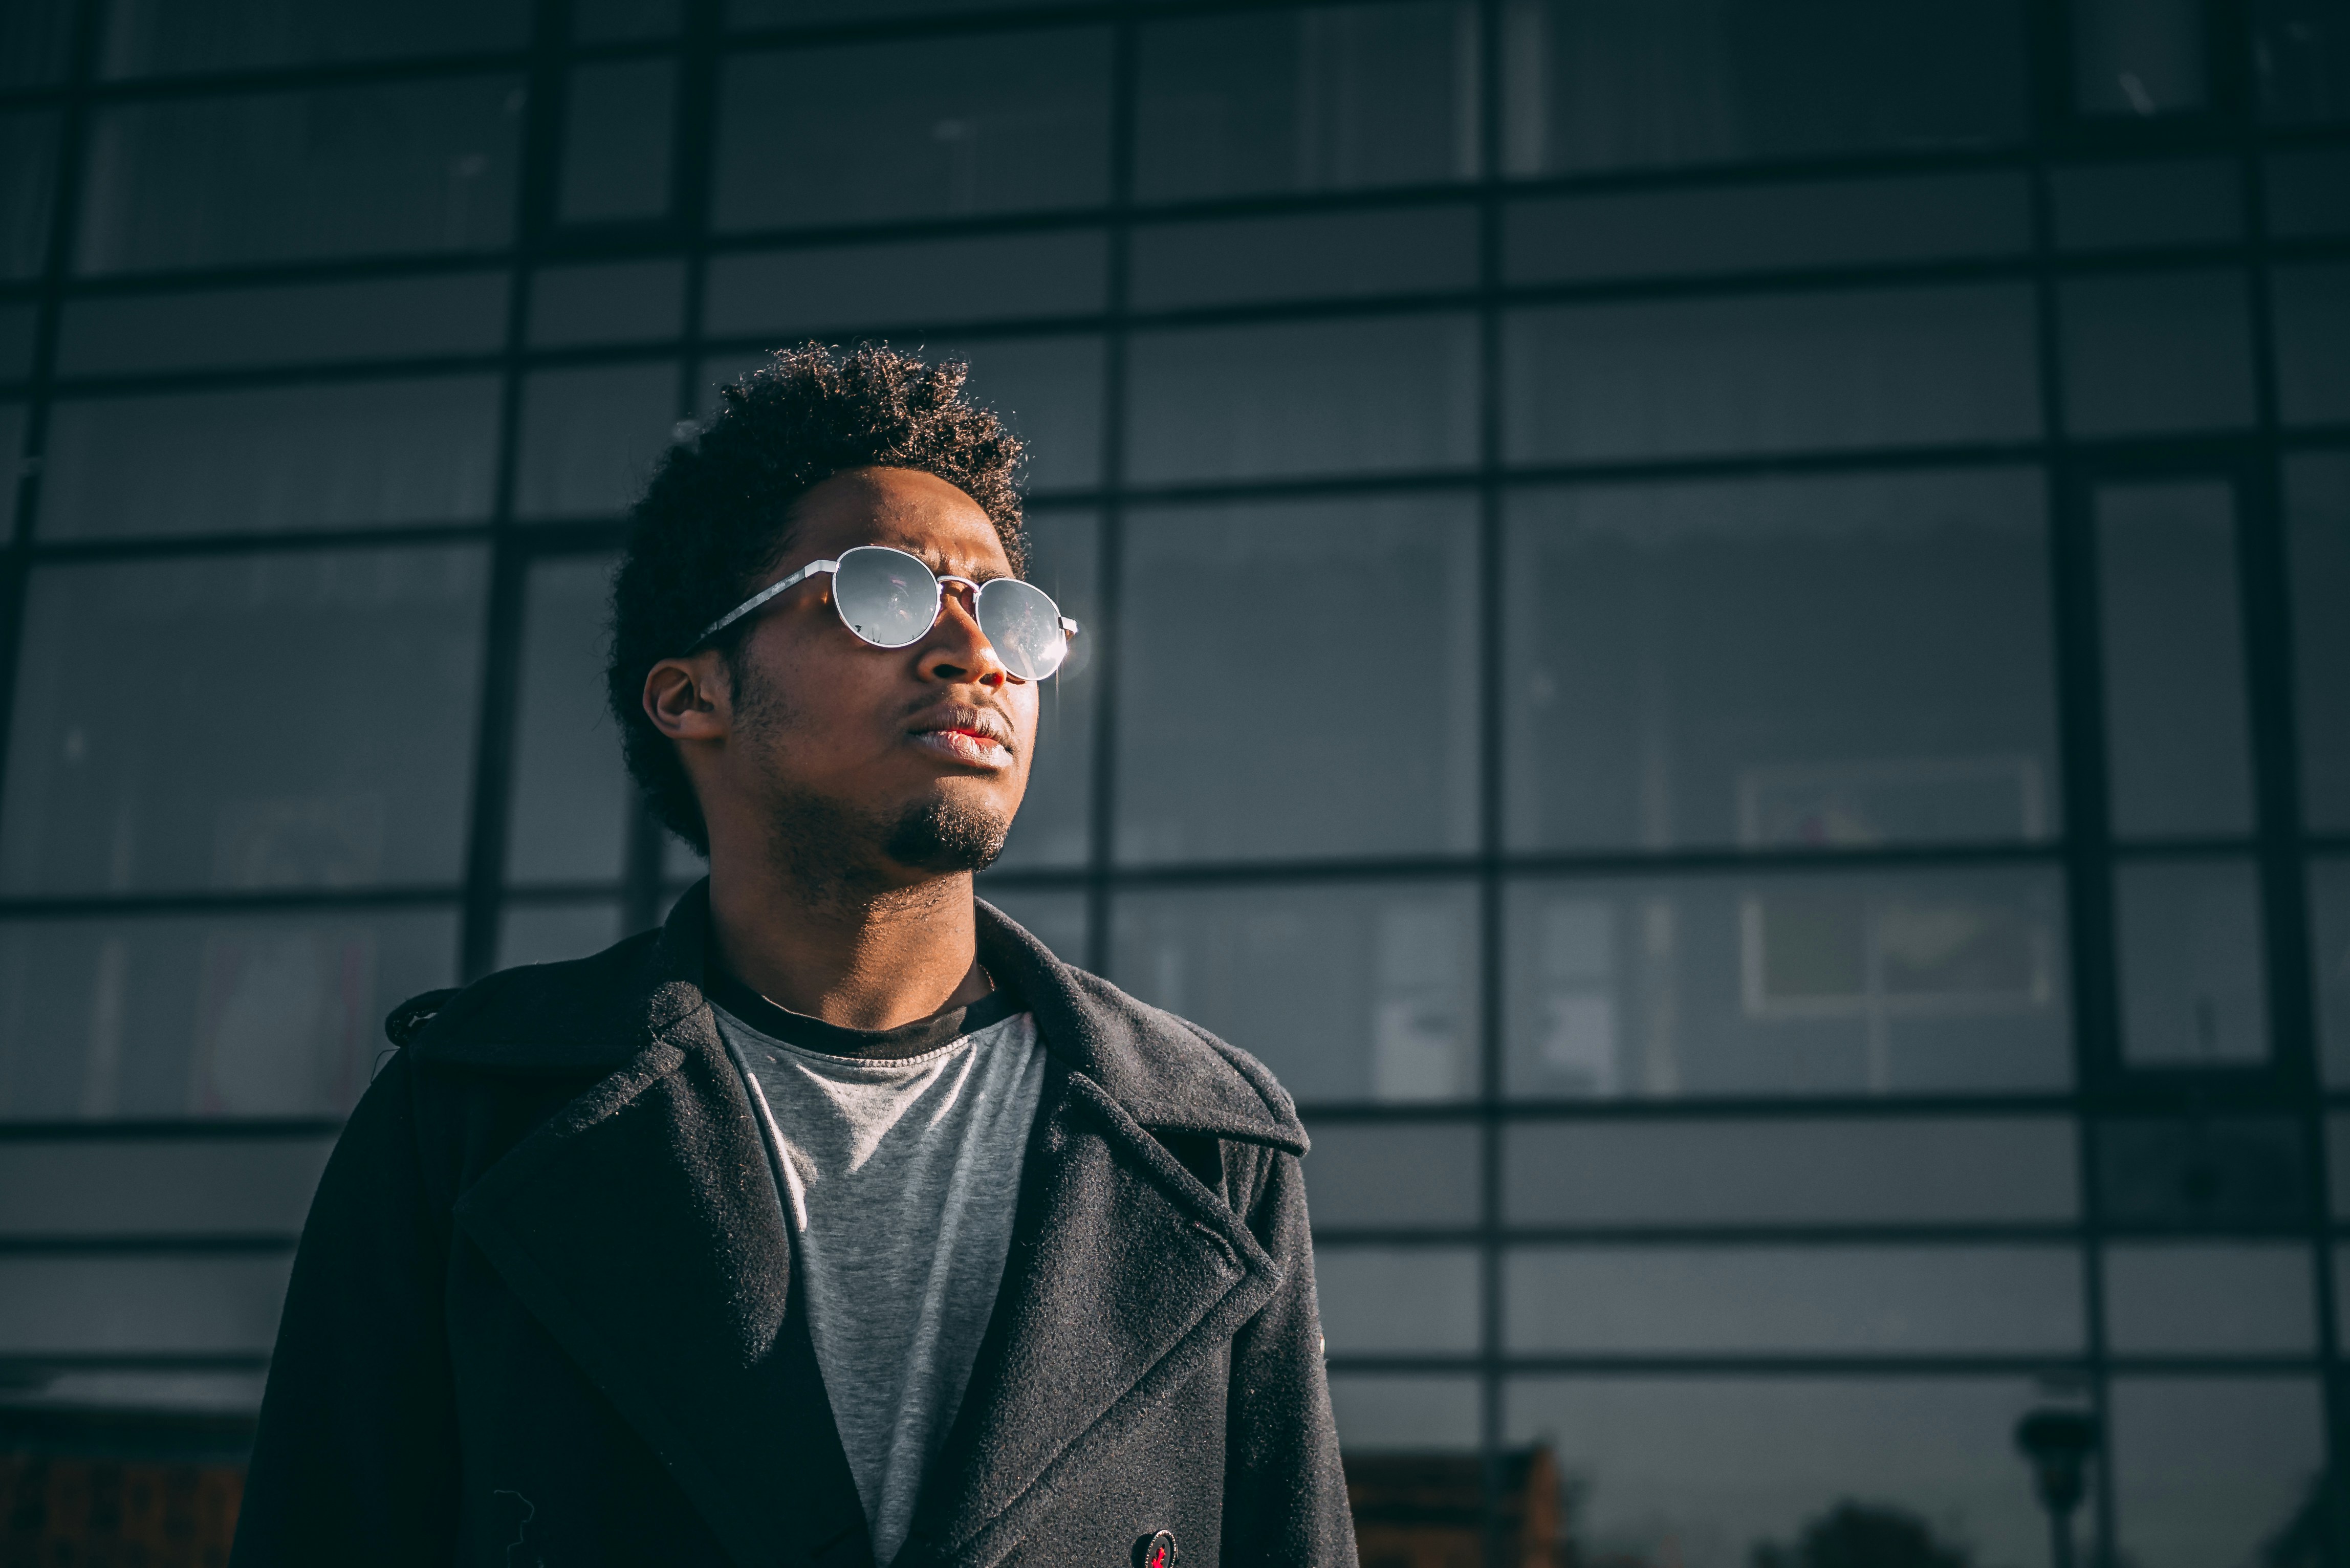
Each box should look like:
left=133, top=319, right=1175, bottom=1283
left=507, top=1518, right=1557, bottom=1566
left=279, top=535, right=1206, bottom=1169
left=882, top=796, right=1009, bottom=873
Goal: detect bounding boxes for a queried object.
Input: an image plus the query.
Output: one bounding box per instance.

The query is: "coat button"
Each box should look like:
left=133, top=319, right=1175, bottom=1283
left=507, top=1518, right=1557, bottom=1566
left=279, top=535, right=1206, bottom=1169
left=1137, top=1530, right=1178, bottom=1568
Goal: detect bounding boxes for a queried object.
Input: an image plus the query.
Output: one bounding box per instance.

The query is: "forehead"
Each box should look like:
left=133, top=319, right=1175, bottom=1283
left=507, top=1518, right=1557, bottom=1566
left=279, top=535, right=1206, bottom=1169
left=787, top=467, right=1011, bottom=578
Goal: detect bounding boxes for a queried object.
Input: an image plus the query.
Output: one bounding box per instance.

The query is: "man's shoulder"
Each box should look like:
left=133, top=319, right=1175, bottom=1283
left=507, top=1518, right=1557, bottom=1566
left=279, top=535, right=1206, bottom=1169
left=384, top=926, right=672, bottom=1074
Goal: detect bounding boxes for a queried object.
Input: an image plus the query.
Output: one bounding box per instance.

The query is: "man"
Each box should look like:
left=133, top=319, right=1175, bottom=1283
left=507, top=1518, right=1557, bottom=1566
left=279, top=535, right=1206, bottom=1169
left=232, top=344, right=1355, bottom=1567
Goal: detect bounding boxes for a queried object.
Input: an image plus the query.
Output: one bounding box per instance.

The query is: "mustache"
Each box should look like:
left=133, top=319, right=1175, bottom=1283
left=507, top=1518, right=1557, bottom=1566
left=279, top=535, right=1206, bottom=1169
left=904, top=701, right=1016, bottom=749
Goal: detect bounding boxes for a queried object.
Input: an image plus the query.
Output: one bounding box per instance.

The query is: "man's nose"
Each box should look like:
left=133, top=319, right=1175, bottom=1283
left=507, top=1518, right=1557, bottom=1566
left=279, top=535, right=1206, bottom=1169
left=918, top=587, right=1008, bottom=689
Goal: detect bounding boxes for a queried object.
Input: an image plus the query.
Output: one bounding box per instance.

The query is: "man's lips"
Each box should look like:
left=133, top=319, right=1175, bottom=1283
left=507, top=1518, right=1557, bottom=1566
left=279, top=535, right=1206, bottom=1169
left=906, top=707, right=1015, bottom=768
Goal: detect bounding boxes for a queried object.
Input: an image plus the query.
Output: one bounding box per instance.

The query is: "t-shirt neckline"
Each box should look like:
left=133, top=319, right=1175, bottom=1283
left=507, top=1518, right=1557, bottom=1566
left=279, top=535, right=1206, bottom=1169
left=703, top=963, right=1022, bottom=1062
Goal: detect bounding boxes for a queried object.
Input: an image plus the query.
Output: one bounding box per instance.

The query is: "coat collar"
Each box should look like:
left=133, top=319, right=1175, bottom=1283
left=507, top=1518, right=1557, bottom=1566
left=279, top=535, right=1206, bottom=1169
left=416, top=881, right=1304, bottom=1568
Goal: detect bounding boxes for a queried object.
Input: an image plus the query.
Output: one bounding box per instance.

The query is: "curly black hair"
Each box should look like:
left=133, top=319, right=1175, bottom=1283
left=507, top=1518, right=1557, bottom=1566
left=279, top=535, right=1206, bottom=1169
left=606, top=342, right=1026, bottom=855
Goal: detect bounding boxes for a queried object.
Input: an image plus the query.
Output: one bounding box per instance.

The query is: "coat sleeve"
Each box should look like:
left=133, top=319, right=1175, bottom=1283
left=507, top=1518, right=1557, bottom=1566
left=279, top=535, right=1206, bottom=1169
left=1220, top=1146, right=1359, bottom=1568
left=231, top=1051, right=461, bottom=1566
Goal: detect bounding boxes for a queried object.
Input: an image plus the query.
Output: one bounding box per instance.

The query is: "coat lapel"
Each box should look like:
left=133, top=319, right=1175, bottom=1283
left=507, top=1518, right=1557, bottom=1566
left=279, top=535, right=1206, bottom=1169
left=445, top=892, right=872, bottom=1568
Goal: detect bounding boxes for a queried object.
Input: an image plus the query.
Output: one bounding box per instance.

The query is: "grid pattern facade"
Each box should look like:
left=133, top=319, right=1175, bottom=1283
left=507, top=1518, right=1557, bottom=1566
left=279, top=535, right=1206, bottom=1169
left=2, top=0, right=2349, bottom=1563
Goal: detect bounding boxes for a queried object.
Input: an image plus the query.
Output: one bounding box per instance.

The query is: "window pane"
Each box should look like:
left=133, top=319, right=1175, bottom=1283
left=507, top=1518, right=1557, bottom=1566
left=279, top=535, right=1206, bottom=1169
left=2060, top=271, right=2255, bottom=435
left=1131, top=207, right=1477, bottom=312
left=508, top=556, right=627, bottom=884
left=1304, top=1121, right=1481, bottom=1227
left=1506, top=1379, right=2053, bottom=1568
left=0, top=1137, right=334, bottom=1235
left=2314, top=860, right=2350, bottom=1084
left=530, top=259, right=684, bottom=347
left=2110, top=1379, right=2325, bottom=1568
left=1331, top=1375, right=1480, bottom=1452
left=0, top=549, right=488, bottom=895
left=76, top=79, right=526, bottom=273
left=1505, top=285, right=2040, bottom=463
left=3, top=111, right=59, bottom=281
left=39, top=377, right=503, bottom=539
left=1505, top=868, right=2073, bottom=1100
left=714, top=30, right=1111, bottom=230
left=516, top=362, right=680, bottom=518
left=577, top=0, right=678, bottom=40
left=1135, top=3, right=1476, bottom=203
left=1109, top=881, right=1481, bottom=1105
left=2096, top=480, right=2255, bottom=837
left=2255, top=0, right=2350, bottom=123
left=730, top=0, right=1094, bottom=21
left=497, top=901, right=624, bottom=970
left=706, top=232, right=1106, bottom=338
left=1506, top=1245, right=2082, bottom=1353
left=1316, top=1246, right=1481, bottom=1353
left=2072, top=0, right=2207, bottom=115
left=559, top=60, right=674, bottom=224
left=59, top=273, right=509, bottom=376
left=2272, top=263, right=2350, bottom=425
left=2333, top=1114, right=2350, bottom=1212
left=2267, top=146, right=2350, bottom=235
left=1506, top=171, right=2030, bottom=284
left=922, top=336, right=1103, bottom=494
left=2051, top=158, right=2238, bottom=249
left=0, top=1256, right=290, bottom=1354
left=2289, top=455, right=2350, bottom=830
left=1, top=0, right=74, bottom=88
left=1505, top=1118, right=2078, bottom=1225
left=971, top=888, right=1086, bottom=966
left=1127, top=314, right=1478, bottom=484
left=1506, top=469, right=2060, bottom=853
left=1, top=310, right=31, bottom=380
left=101, top=0, right=529, bottom=75
left=0, top=909, right=458, bottom=1120
left=2096, top=1116, right=2310, bottom=1228
left=2105, top=1244, right=2317, bottom=1353
left=2114, top=859, right=2269, bottom=1066
left=989, top=510, right=1096, bottom=871
left=1116, top=495, right=1478, bottom=862
left=1501, top=0, right=2027, bottom=175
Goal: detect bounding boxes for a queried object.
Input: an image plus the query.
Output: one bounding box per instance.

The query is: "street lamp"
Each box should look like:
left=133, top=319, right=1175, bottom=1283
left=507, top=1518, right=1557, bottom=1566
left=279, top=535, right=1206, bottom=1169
left=2014, top=1408, right=2099, bottom=1568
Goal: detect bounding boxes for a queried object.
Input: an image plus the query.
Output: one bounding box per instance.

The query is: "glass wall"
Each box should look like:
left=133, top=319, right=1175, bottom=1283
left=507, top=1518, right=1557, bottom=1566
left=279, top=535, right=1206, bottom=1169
left=2, top=0, right=2345, bottom=1558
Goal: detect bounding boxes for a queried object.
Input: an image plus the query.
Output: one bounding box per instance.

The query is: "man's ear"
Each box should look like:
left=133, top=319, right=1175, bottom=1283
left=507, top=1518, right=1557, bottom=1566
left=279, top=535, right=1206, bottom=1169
left=642, top=651, right=732, bottom=744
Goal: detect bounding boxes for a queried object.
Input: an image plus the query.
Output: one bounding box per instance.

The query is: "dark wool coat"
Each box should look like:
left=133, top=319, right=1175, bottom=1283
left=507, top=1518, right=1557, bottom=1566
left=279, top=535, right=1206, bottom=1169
left=230, top=885, right=1357, bottom=1568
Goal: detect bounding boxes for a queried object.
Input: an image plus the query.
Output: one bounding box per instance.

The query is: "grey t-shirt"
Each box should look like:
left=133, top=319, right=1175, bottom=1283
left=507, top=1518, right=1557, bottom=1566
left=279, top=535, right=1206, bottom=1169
left=711, top=978, right=1047, bottom=1565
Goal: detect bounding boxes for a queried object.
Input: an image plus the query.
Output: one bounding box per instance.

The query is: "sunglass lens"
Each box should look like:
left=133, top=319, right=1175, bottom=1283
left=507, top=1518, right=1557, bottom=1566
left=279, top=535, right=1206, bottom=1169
left=976, top=578, right=1067, bottom=681
left=832, top=547, right=938, bottom=649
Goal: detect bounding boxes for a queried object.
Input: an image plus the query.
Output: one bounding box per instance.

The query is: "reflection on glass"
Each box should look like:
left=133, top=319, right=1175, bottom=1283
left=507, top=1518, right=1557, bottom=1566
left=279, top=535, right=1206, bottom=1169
left=516, top=363, right=681, bottom=518
left=2255, top=0, right=2350, bottom=124
left=2073, top=0, right=2206, bottom=115
left=2051, top=159, right=2238, bottom=249
left=1505, top=868, right=2072, bottom=1099
left=2271, top=263, right=2350, bottom=425
left=1500, top=0, right=2027, bottom=175
left=76, top=80, right=525, bottom=273
left=508, top=556, right=628, bottom=884
left=530, top=260, right=685, bottom=346
left=40, top=379, right=503, bottom=540
left=1135, top=3, right=1476, bottom=202
left=1117, top=495, right=1478, bottom=863
left=1505, top=286, right=2040, bottom=462
left=100, top=0, right=529, bottom=75
left=1507, top=1377, right=2053, bottom=1568
left=715, top=30, right=1111, bottom=229
left=1126, top=315, right=1478, bottom=484
left=2097, top=481, right=2255, bottom=837
left=1506, top=469, right=2060, bottom=853
left=2287, top=457, right=2350, bottom=829
left=0, top=550, right=488, bottom=895
left=1110, top=881, right=1479, bottom=1104
left=1505, top=1118, right=2078, bottom=1225
left=1506, top=1246, right=2082, bottom=1353
left=2, top=111, right=60, bottom=281
left=0, top=910, right=458, bottom=1120
left=2307, top=861, right=2350, bottom=1084
left=2110, top=1379, right=2325, bottom=1568
left=497, top=902, right=624, bottom=971
left=559, top=61, right=676, bottom=223
left=2061, top=272, right=2255, bottom=435
left=1329, top=1375, right=1481, bottom=1452
left=1130, top=207, right=1477, bottom=311
left=2114, top=859, right=2268, bottom=1065
left=1506, top=172, right=2030, bottom=284
left=60, top=273, right=508, bottom=375
left=1303, top=1122, right=1481, bottom=1227
left=2103, top=1244, right=2316, bottom=1353
left=921, top=336, right=1104, bottom=494
left=707, top=233, right=1105, bottom=339
left=989, top=511, right=1096, bottom=870
left=1316, top=1247, right=1481, bottom=1352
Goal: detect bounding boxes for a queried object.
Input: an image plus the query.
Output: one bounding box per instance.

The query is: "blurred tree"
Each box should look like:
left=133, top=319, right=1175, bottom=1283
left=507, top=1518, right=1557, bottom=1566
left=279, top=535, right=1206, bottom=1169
left=1752, top=1501, right=1973, bottom=1568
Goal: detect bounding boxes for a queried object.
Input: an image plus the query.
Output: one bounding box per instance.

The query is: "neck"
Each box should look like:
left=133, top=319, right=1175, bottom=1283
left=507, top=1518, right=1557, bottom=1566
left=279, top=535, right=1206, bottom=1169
left=703, top=848, right=990, bottom=1032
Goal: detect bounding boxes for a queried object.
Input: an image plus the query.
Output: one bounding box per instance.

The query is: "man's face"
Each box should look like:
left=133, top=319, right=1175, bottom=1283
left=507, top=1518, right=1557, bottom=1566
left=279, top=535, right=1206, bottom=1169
left=655, top=465, right=1038, bottom=881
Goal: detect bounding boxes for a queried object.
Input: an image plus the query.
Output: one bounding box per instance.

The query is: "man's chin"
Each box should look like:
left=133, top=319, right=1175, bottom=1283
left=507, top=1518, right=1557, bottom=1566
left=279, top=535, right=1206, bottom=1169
left=881, top=796, right=1011, bottom=874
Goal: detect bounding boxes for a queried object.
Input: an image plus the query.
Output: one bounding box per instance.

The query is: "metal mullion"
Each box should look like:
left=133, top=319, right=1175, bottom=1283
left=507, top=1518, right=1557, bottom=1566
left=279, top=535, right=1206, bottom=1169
left=0, top=886, right=465, bottom=920
left=1081, top=16, right=1136, bottom=980
left=1317, top=1223, right=2087, bottom=1247
left=19, top=51, right=533, bottom=106
left=0, top=1117, right=342, bottom=1141
left=1324, top=1351, right=2321, bottom=1376
left=24, top=520, right=497, bottom=563
left=0, top=1235, right=299, bottom=1256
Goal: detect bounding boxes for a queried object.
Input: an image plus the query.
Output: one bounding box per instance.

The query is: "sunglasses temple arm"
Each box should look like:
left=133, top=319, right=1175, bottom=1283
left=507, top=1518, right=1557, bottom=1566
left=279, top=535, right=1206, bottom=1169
left=694, top=558, right=838, bottom=645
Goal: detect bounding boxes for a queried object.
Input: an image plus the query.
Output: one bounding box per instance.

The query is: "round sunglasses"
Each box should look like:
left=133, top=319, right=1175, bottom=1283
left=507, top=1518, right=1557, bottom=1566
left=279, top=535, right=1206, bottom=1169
left=694, top=545, right=1080, bottom=682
